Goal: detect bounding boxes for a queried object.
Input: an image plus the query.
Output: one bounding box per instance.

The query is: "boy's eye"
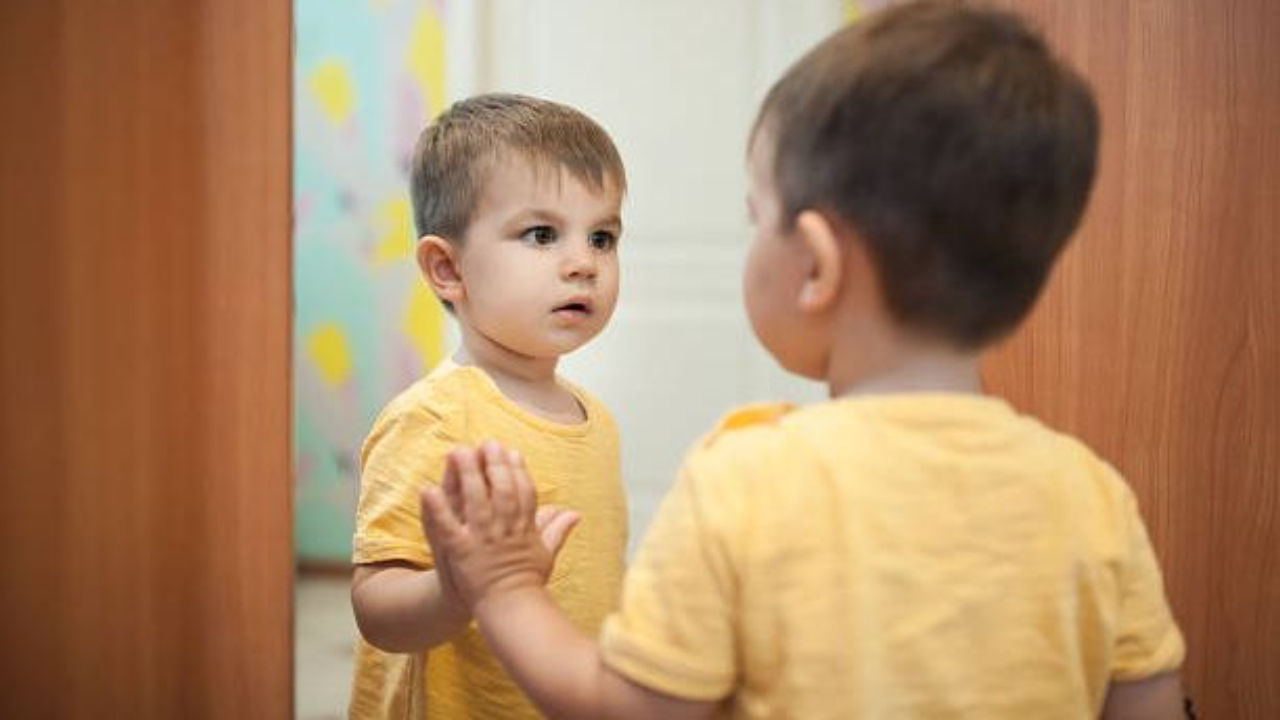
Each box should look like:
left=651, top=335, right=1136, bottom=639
left=589, top=230, right=618, bottom=251
left=520, top=226, right=557, bottom=246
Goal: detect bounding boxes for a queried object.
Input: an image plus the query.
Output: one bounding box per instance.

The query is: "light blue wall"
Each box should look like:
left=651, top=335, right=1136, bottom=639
left=293, top=0, right=447, bottom=562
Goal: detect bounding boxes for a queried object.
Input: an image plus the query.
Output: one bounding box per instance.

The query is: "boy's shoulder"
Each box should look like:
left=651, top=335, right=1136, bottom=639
left=692, top=395, right=1132, bottom=491
left=685, top=403, right=801, bottom=485
left=695, top=398, right=885, bottom=451
left=370, top=362, right=617, bottom=443
left=707, top=402, right=794, bottom=438
left=378, top=362, right=468, bottom=417
left=364, top=361, right=478, bottom=444
left=697, top=402, right=795, bottom=452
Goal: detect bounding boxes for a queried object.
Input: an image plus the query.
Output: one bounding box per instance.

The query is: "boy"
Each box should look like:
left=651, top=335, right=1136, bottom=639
left=420, top=3, right=1187, bottom=719
left=349, top=93, right=629, bottom=718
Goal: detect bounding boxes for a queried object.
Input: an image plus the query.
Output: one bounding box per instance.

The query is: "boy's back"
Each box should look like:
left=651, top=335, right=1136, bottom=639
left=602, top=395, right=1184, bottom=717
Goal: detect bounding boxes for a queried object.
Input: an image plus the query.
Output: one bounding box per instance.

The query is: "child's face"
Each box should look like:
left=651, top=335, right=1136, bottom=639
left=453, top=157, right=623, bottom=361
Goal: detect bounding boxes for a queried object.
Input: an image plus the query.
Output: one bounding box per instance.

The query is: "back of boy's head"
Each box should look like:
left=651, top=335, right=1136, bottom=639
left=410, top=93, right=626, bottom=243
left=757, top=0, right=1099, bottom=348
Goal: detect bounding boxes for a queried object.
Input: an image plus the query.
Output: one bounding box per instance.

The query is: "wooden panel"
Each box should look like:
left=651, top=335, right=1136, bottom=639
left=984, top=1, right=1280, bottom=716
left=0, top=1, right=292, bottom=717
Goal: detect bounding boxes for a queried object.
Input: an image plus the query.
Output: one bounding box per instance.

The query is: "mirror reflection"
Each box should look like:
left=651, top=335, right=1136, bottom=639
left=293, top=1, right=845, bottom=715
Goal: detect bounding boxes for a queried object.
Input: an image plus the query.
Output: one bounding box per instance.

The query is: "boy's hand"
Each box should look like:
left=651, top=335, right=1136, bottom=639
left=418, top=474, right=464, bottom=611
left=419, top=441, right=580, bottom=612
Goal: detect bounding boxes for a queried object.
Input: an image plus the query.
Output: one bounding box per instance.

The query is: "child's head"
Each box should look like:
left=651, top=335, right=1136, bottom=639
left=746, top=1, right=1099, bottom=372
left=411, top=93, right=626, bottom=362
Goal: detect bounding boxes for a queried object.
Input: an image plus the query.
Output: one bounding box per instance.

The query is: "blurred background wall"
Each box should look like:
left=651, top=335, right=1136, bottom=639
left=293, top=0, right=449, bottom=564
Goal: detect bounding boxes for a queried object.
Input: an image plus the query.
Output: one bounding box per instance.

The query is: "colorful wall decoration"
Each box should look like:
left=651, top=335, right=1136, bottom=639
left=845, top=0, right=894, bottom=24
left=294, top=0, right=448, bottom=562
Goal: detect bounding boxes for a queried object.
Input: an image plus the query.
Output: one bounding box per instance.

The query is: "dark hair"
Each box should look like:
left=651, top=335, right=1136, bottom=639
left=410, top=93, right=626, bottom=241
left=756, top=0, right=1099, bottom=348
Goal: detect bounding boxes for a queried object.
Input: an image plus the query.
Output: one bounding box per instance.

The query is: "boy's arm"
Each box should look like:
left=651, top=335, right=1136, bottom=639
left=1101, top=484, right=1186, bottom=719
left=421, top=443, right=719, bottom=720
left=1100, top=672, right=1185, bottom=720
left=351, top=399, right=479, bottom=652
left=470, top=585, right=716, bottom=720
left=350, top=561, right=469, bottom=653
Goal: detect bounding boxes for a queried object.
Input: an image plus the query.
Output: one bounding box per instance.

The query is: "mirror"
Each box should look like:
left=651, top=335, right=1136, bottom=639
left=291, top=1, right=854, bottom=714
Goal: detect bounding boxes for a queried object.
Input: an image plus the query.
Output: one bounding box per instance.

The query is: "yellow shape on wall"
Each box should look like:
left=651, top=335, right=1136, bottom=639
left=407, top=9, right=447, bottom=117
left=307, top=323, right=354, bottom=388
left=309, top=59, right=356, bottom=126
left=404, top=283, right=446, bottom=371
left=844, top=0, right=863, bottom=24
left=373, top=198, right=415, bottom=265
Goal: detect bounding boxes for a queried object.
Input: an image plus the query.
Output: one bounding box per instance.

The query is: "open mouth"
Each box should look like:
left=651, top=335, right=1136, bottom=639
left=554, top=301, right=591, bottom=316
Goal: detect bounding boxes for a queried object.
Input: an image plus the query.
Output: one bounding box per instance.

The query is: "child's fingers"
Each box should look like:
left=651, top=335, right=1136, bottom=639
left=509, top=448, right=537, bottom=531
left=451, top=447, right=493, bottom=529
left=420, top=485, right=464, bottom=545
left=537, top=506, right=581, bottom=559
left=481, top=440, right=521, bottom=535
left=442, top=450, right=467, bottom=522
left=534, top=506, right=567, bottom=537
left=419, top=492, right=447, bottom=555
left=534, top=505, right=555, bottom=531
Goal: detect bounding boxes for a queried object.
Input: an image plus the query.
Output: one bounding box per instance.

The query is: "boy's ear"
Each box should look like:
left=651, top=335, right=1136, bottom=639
left=794, top=210, right=843, bottom=313
left=417, top=235, right=465, bottom=303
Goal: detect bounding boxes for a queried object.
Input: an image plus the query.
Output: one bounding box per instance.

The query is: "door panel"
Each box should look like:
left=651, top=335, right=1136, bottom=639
left=0, top=2, right=292, bottom=716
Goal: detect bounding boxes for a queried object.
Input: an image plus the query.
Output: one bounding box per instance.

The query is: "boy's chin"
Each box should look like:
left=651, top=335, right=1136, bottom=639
left=755, top=332, right=826, bottom=382
left=550, top=326, right=608, bottom=353
left=784, top=361, right=827, bottom=383
left=769, top=348, right=828, bottom=383
left=516, top=335, right=598, bottom=361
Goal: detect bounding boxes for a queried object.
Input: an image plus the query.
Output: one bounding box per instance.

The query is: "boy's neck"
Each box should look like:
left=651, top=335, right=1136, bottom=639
left=454, top=327, right=586, bottom=423
left=453, top=321, right=558, bottom=383
left=827, top=325, right=984, bottom=399
left=455, top=343, right=558, bottom=386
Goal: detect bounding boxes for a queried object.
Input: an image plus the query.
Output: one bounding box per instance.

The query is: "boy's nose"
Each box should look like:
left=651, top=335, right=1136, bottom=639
left=562, top=240, right=598, bottom=280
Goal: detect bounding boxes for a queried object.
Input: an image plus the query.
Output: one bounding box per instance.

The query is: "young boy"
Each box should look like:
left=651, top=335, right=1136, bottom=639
left=419, top=3, right=1187, bottom=719
left=348, top=93, right=629, bottom=718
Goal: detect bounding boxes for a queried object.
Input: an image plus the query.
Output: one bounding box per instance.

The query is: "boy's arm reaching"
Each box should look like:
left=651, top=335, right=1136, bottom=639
left=350, top=463, right=576, bottom=653
left=350, top=561, right=469, bottom=653
left=421, top=442, right=719, bottom=720
left=351, top=401, right=474, bottom=653
left=466, top=585, right=717, bottom=720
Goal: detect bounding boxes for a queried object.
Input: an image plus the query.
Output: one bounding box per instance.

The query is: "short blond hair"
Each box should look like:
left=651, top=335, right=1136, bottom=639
left=410, top=93, right=626, bottom=242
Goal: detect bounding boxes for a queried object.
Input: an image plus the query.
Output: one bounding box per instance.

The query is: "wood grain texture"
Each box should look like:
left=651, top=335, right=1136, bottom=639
left=983, top=1, right=1280, bottom=716
left=0, top=1, right=292, bottom=717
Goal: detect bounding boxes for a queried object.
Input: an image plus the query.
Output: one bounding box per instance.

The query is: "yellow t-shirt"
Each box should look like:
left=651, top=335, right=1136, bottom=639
left=601, top=394, right=1184, bottom=719
left=349, top=361, right=628, bottom=719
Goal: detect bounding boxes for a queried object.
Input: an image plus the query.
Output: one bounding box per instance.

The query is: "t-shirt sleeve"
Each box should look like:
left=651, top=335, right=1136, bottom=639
left=351, top=397, right=455, bottom=568
left=1111, top=485, right=1186, bottom=680
left=598, top=448, right=741, bottom=701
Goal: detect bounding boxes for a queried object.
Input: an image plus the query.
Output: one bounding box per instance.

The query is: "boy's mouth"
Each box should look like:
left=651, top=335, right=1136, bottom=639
left=553, top=300, right=592, bottom=317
